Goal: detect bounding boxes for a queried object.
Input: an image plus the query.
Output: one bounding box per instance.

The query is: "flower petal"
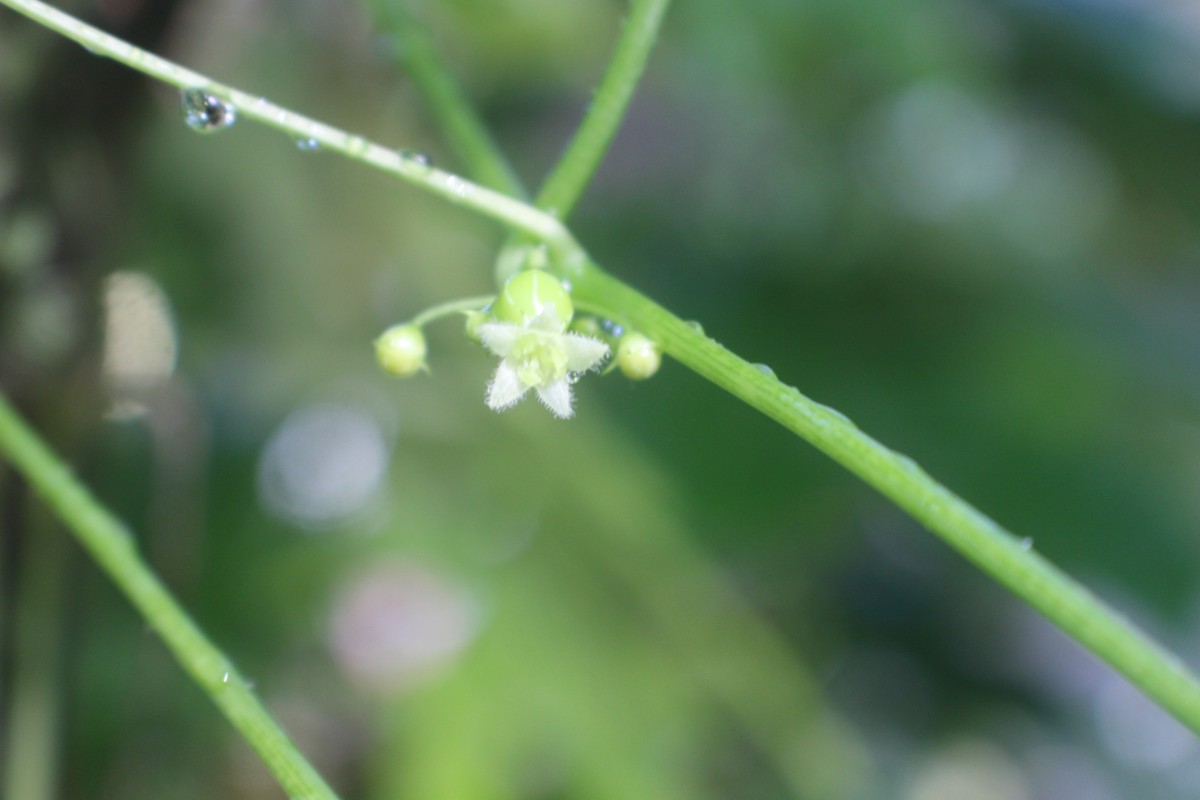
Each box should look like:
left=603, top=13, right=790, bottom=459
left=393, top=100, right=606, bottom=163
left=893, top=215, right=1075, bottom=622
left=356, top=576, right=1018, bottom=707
left=536, top=379, right=574, bottom=419
left=486, top=361, right=530, bottom=411
left=478, top=322, right=523, bottom=357
left=561, top=334, right=610, bottom=372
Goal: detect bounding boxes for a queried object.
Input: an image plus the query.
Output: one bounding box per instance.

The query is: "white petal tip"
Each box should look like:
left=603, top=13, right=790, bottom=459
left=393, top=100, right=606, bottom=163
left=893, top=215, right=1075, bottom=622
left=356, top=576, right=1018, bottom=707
left=537, top=380, right=574, bottom=419
left=486, top=362, right=529, bottom=411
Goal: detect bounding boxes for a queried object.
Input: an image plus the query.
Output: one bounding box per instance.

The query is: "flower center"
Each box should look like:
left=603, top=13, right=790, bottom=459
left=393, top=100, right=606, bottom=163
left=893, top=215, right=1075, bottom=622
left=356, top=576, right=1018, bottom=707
left=510, top=333, right=568, bottom=387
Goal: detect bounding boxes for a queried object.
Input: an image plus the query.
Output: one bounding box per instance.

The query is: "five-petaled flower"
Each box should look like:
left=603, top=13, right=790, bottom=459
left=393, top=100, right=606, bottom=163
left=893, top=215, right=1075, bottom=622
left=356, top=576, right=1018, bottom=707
left=478, top=269, right=608, bottom=418
left=479, top=313, right=608, bottom=418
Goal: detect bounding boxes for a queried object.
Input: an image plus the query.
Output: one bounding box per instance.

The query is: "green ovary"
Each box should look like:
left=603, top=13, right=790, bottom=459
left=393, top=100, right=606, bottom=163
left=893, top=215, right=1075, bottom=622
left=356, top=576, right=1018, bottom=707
left=511, top=334, right=567, bottom=386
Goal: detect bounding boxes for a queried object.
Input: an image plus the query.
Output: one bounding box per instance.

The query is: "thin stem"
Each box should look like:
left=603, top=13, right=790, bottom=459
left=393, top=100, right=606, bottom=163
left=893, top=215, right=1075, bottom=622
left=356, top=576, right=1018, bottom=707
left=2, top=499, right=67, bottom=800
left=369, top=1, right=527, bottom=198
left=410, top=294, right=495, bottom=328
left=497, top=0, right=672, bottom=282
left=0, top=395, right=341, bottom=800
left=385, top=0, right=670, bottom=282
left=0, top=0, right=579, bottom=265
left=533, top=0, right=671, bottom=219
left=571, top=263, right=1200, bottom=734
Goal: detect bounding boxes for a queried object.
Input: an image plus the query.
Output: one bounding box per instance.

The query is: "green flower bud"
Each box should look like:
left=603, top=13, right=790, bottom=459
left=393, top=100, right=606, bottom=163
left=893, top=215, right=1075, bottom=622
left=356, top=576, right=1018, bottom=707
left=616, top=332, right=661, bottom=380
left=492, top=270, right=573, bottom=332
left=375, top=324, right=427, bottom=377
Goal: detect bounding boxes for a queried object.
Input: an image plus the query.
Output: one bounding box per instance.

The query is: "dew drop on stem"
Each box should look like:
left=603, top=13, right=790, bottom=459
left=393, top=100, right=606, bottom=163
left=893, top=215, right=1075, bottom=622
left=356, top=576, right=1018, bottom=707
left=446, top=175, right=470, bottom=198
left=295, top=137, right=320, bottom=151
left=400, top=150, right=433, bottom=168
left=181, top=88, right=237, bottom=133
left=754, top=363, right=776, bottom=379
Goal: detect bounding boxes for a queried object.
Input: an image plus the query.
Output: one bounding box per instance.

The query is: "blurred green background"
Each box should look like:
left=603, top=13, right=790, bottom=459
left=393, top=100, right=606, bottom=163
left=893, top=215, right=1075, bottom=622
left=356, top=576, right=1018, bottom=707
left=3, top=0, right=1200, bottom=798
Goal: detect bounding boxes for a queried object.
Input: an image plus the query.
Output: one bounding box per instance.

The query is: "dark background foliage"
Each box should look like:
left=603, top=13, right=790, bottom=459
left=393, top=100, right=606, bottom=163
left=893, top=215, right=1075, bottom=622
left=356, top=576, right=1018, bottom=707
left=3, top=0, right=1200, bottom=797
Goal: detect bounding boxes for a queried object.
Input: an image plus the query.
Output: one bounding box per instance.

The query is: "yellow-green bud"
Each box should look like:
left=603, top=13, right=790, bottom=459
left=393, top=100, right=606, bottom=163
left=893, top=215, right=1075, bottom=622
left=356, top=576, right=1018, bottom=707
left=375, top=324, right=427, bottom=377
left=616, top=332, right=661, bottom=380
left=492, top=270, right=573, bottom=331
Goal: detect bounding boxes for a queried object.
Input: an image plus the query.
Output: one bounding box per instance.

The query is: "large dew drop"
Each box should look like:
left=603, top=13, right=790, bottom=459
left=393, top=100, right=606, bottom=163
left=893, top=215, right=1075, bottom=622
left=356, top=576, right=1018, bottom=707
left=181, top=88, right=237, bottom=133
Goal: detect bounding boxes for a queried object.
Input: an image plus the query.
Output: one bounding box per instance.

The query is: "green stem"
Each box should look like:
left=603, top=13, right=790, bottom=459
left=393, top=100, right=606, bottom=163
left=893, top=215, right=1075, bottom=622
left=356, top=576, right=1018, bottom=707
left=494, top=0, right=672, bottom=282
left=386, top=0, right=670, bottom=282
left=571, top=263, right=1200, bottom=734
left=0, top=395, right=341, bottom=800
left=0, top=0, right=579, bottom=265
left=369, top=1, right=527, bottom=198
left=2, top=499, right=67, bottom=800
left=533, top=0, right=671, bottom=219
left=410, top=294, right=495, bottom=328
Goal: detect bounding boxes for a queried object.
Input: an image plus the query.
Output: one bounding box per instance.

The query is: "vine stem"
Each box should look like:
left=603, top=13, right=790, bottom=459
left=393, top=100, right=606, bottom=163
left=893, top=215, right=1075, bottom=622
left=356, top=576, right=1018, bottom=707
left=3, top=496, right=67, bottom=800
left=368, top=0, right=527, bottom=198
left=410, top=294, right=495, bottom=328
left=0, top=395, right=341, bottom=800
left=0, top=0, right=582, bottom=267
left=491, top=0, right=673, bottom=282
left=532, top=0, right=671, bottom=220
left=570, top=266, right=1200, bottom=734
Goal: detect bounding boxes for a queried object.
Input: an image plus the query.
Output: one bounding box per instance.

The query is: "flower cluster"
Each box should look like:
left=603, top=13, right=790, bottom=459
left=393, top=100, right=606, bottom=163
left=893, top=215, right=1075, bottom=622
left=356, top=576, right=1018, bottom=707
left=376, top=269, right=661, bottom=420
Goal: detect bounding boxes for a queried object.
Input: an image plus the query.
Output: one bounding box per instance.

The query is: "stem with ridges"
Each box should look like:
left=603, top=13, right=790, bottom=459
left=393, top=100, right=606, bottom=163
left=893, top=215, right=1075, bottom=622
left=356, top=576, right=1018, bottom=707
left=0, top=395, right=341, bottom=800
left=570, top=263, right=1200, bottom=733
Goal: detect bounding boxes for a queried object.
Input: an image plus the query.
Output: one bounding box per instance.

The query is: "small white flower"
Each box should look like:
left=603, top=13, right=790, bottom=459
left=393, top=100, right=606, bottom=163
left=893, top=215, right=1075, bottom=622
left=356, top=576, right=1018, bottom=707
left=479, top=311, right=609, bottom=419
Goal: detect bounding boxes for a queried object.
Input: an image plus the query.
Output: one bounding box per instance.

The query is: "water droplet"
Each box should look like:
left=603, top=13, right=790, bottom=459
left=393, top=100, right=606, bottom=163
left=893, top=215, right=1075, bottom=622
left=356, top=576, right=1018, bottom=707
left=601, top=319, right=625, bottom=338
left=221, top=671, right=231, bottom=684
left=400, top=150, right=432, bottom=167
left=181, top=88, right=237, bottom=133
left=754, top=363, right=776, bottom=378
left=560, top=279, right=573, bottom=293
left=295, top=137, right=320, bottom=152
left=446, top=176, right=469, bottom=198
left=1018, top=537, right=1034, bottom=551
left=686, top=320, right=705, bottom=336
left=816, top=403, right=854, bottom=427
left=566, top=372, right=581, bottom=385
